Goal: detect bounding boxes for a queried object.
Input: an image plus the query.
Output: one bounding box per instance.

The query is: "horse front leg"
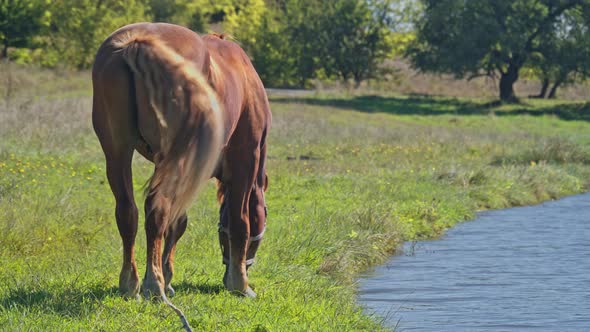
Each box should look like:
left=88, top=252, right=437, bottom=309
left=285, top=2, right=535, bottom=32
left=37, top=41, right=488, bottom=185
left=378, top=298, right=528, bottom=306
left=142, top=190, right=171, bottom=299
left=220, top=149, right=259, bottom=298
left=246, top=181, right=267, bottom=271
left=246, top=143, right=268, bottom=272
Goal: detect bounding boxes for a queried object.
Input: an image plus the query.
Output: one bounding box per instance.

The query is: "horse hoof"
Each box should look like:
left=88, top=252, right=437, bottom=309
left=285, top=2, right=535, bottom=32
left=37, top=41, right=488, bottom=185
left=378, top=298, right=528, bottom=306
left=142, top=291, right=163, bottom=301
left=120, top=292, right=141, bottom=302
left=243, top=286, right=257, bottom=298
left=119, top=287, right=140, bottom=300
left=130, top=293, right=141, bottom=302
left=230, top=286, right=256, bottom=298
left=166, top=285, right=176, bottom=297
left=141, top=282, right=165, bottom=301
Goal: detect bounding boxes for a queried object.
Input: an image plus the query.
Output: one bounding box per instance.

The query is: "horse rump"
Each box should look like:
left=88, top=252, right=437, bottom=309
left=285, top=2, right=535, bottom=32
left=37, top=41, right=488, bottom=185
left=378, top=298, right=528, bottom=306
left=112, top=31, right=223, bottom=223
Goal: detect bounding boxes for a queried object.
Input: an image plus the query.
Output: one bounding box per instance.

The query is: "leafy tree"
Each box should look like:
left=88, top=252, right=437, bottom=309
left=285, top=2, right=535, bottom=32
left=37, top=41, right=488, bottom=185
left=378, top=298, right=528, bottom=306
left=530, top=6, right=590, bottom=98
left=250, top=13, right=297, bottom=86
left=223, top=0, right=323, bottom=87
left=283, top=0, right=325, bottom=86
left=222, top=0, right=268, bottom=45
left=320, top=0, right=394, bottom=87
left=147, top=0, right=212, bottom=32
left=0, top=0, right=49, bottom=58
left=47, top=0, right=150, bottom=68
left=221, top=0, right=296, bottom=86
left=387, top=0, right=422, bottom=57
left=147, top=0, right=269, bottom=34
left=408, top=0, right=589, bottom=102
left=149, top=0, right=179, bottom=23
left=233, top=0, right=395, bottom=88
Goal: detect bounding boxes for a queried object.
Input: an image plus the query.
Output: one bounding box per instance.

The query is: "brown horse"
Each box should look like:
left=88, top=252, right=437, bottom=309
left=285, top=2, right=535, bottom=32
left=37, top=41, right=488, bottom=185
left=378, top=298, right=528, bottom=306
left=92, top=22, right=271, bottom=306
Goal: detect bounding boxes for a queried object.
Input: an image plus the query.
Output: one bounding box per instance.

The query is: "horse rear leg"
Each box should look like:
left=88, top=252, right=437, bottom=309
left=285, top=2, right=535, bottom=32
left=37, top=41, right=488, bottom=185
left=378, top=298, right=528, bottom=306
left=162, top=213, right=188, bottom=296
left=108, top=152, right=140, bottom=298
left=142, top=187, right=171, bottom=299
left=92, top=97, right=140, bottom=299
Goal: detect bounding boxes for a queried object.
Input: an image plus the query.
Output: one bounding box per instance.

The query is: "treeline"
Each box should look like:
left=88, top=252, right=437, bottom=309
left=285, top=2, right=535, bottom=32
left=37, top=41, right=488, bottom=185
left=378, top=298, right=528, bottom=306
left=1, top=0, right=404, bottom=88
left=2, top=0, right=590, bottom=100
left=409, top=0, right=590, bottom=101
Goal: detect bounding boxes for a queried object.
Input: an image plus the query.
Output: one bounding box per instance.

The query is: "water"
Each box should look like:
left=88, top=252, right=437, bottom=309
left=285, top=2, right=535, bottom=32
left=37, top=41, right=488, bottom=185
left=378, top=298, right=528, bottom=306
left=358, top=193, right=590, bottom=332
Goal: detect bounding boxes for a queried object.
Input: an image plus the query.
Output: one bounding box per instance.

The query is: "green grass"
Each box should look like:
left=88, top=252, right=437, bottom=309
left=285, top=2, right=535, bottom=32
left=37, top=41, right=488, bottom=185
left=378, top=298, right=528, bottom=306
left=2, top=66, right=590, bottom=331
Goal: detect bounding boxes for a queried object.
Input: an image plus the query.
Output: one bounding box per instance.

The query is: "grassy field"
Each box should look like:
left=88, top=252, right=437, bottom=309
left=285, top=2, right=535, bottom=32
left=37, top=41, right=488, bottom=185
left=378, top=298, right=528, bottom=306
left=1, top=64, right=590, bottom=331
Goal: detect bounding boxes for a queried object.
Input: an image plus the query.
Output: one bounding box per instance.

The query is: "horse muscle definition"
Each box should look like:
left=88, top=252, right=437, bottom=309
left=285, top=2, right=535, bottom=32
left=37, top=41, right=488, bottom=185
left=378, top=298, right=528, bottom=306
left=92, top=22, right=271, bottom=315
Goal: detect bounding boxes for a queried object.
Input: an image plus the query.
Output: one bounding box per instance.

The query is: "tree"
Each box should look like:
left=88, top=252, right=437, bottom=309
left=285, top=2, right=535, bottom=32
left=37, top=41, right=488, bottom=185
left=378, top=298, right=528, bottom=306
left=147, top=0, right=213, bottom=32
left=231, top=0, right=395, bottom=88
left=47, top=0, right=150, bottom=68
left=149, top=0, right=182, bottom=23
left=530, top=6, right=590, bottom=98
left=222, top=0, right=268, bottom=46
left=320, top=0, right=394, bottom=87
left=0, top=0, right=48, bottom=59
left=386, top=0, right=422, bottom=58
left=221, top=0, right=324, bottom=87
left=408, top=0, right=588, bottom=102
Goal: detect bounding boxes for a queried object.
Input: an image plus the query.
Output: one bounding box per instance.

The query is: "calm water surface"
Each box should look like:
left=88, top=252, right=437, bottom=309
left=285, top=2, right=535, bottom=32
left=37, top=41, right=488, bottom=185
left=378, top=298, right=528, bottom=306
left=358, top=193, right=590, bottom=331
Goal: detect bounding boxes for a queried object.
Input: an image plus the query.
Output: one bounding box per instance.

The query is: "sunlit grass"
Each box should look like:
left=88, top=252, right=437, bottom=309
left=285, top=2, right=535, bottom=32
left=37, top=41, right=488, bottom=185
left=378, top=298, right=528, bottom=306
left=1, top=68, right=590, bottom=331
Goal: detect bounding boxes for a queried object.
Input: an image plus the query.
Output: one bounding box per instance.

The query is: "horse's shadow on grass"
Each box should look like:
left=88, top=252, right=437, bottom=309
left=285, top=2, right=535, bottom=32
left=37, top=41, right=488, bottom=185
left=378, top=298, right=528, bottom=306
left=0, top=284, right=119, bottom=317
left=172, top=281, right=225, bottom=295
left=0, top=281, right=223, bottom=317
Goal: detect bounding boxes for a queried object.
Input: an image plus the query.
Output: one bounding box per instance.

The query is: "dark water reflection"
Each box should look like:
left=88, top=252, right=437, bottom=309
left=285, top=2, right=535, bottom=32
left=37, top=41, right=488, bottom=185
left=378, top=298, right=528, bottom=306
left=358, top=193, right=590, bottom=331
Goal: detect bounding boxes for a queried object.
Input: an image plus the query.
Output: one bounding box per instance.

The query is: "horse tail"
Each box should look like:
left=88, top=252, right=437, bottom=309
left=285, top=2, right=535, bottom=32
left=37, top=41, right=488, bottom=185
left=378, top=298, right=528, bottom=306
left=112, top=31, right=223, bottom=224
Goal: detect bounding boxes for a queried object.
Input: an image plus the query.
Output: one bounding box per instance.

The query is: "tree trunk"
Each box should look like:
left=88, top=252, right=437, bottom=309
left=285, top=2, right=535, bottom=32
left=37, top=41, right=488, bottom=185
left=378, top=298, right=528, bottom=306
left=353, top=76, right=362, bottom=89
left=547, top=79, right=562, bottom=99
left=499, top=63, right=520, bottom=102
left=353, top=69, right=365, bottom=89
left=531, top=78, right=549, bottom=98
left=1, top=41, right=8, bottom=59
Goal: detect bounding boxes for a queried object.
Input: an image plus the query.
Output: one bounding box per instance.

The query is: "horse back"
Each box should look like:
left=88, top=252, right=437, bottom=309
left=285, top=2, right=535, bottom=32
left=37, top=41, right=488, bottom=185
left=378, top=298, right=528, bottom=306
left=95, top=23, right=211, bottom=72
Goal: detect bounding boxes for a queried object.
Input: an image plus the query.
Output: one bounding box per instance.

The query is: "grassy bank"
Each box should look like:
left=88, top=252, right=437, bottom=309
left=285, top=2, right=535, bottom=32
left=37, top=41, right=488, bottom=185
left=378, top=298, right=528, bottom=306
left=1, top=66, right=590, bottom=331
